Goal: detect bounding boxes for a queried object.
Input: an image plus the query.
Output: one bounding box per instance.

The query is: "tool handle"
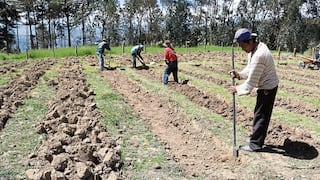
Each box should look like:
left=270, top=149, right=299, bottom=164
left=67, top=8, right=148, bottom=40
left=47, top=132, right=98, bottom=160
left=231, top=44, right=236, bottom=86
left=231, top=43, right=238, bottom=157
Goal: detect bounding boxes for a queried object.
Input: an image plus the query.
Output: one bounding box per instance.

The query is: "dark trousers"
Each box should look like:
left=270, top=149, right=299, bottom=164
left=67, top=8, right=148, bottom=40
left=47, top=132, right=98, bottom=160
left=250, top=86, right=278, bottom=150
left=162, top=61, right=178, bottom=84
left=97, top=52, right=104, bottom=71
left=132, top=54, right=137, bottom=68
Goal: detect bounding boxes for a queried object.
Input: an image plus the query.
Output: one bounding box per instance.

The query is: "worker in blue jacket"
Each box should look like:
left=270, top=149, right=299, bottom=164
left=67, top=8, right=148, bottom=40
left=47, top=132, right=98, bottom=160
left=96, top=39, right=111, bottom=71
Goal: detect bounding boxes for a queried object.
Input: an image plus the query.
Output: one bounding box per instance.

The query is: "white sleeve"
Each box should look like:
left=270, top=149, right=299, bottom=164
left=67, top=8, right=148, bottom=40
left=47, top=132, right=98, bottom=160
left=237, top=54, right=265, bottom=96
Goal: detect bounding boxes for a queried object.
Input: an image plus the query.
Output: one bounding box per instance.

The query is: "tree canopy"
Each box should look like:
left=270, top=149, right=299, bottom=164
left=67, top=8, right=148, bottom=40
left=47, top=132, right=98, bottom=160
left=0, top=0, right=319, bottom=53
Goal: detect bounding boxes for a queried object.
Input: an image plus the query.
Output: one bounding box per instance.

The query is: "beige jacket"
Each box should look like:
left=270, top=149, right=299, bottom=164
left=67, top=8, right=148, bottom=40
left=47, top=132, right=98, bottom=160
left=237, top=42, right=279, bottom=95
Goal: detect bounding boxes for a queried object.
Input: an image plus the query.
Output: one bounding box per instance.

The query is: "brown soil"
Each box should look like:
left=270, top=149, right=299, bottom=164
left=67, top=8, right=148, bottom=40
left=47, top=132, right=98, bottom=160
left=1, top=51, right=320, bottom=179
left=95, top=52, right=320, bottom=179
left=25, top=58, right=121, bottom=179
left=0, top=59, right=55, bottom=130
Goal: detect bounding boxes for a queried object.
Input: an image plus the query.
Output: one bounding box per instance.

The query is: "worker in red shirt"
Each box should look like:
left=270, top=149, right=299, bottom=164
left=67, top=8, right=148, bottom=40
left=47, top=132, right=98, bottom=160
left=162, top=40, right=178, bottom=84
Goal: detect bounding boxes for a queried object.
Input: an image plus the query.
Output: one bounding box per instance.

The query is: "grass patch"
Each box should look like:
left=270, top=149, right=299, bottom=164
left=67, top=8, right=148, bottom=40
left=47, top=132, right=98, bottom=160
left=1, top=44, right=243, bottom=61
left=0, top=53, right=26, bottom=61
left=0, top=66, right=27, bottom=86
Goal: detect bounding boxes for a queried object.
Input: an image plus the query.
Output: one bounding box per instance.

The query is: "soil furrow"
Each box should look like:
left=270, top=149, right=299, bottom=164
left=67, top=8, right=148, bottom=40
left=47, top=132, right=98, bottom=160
left=136, top=67, right=320, bottom=156
left=82, top=55, right=320, bottom=178
left=101, top=69, right=243, bottom=178
left=189, top=62, right=320, bottom=91
left=0, top=61, right=29, bottom=75
left=104, top=66, right=320, bottom=179
left=25, top=57, right=121, bottom=179
left=183, top=63, right=320, bottom=99
left=179, top=68, right=320, bottom=119
left=276, top=63, right=320, bottom=79
left=182, top=52, right=320, bottom=82
left=0, top=59, right=55, bottom=130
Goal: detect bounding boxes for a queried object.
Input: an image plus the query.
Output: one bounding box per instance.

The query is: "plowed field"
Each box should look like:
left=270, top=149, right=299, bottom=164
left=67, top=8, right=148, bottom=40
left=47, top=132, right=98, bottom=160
left=1, top=51, right=320, bottom=179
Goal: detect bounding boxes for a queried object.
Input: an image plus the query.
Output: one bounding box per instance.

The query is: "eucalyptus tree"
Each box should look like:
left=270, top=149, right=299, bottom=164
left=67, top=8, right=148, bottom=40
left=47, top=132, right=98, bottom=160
left=142, top=0, right=163, bottom=45
left=45, top=0, right=63, bottom=49
left=0, top=0, right=20, bottom=53
left=249, top=0, right=284, bottom=50
left=16, top=0, right=37, bottom=49
left=54, top=0, right=80, bottom=47
left=120, top=1, right=134, bottom=44
left=202, top=0, right=219, bottom=45
left=302, top=0, right=320, bottom=47
left=146, top=6, right=164, bottom=45
left=233, top=0, right=277, bottom=48
left=122, top=0, right=149, bottom=45
left=34, top=0, right=49, bottom=48
left=93, top=0, right=121, bottom=45
left=189, top=0, right=220, bottom=46
left=214, top=0, right=235, bottom=46
left=275, top=0, right=308, bottom=52
left=73, top=0, right=95, bottom=45
left=234, top=0, right=263, bottom=31
left=165, top=0, right=192, bottom=46
left=189, top=0, right=207, bottom=46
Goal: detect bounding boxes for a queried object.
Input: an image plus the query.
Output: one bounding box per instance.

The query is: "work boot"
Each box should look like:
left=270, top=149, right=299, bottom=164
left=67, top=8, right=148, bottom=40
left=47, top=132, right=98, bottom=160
left=239, top=145, right=254, bottom=152
left=244, top=137, right=250, bottom=144
left=239, top=145, right=261, bottom=152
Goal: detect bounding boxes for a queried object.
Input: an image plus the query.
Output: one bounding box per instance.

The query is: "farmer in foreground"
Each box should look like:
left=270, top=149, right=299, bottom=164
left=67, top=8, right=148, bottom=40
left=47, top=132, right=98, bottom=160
left=96, top=38, right=111, bottom=71
left=230, top=28, right=279, bottom=152
left=162, top=40, right=178, bottom=84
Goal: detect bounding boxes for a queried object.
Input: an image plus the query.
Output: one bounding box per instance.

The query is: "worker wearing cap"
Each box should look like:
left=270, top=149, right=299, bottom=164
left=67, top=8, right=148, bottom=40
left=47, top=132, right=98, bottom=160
left=230, top=28, right=279, bottom=152
left=162, top=40, right=178, bottom=84
left=96, top=38, right=111, bottom=71
left=131, top=44, right=146, bottom=68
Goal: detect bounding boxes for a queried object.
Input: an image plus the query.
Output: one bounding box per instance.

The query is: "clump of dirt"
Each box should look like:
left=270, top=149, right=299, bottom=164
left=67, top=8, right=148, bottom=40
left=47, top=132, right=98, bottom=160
left=26, top=58, right=122, bottom=179
left=0, top=61, right=29, bottom=75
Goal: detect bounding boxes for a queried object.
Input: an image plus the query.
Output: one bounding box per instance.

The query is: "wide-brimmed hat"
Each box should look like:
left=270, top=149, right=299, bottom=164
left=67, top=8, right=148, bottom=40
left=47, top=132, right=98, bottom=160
left=234, top=28, right=257, bottom=43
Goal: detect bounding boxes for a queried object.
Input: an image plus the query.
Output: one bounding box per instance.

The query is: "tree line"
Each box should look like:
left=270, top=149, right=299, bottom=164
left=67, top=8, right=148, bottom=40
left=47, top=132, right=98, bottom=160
left=0, top=0, right=319, bottom=53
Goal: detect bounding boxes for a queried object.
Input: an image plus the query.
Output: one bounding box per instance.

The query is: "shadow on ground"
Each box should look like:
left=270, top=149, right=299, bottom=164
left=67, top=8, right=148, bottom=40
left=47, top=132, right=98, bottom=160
left=135, top=65, right=150, bottom=70
left=261, top=138, right=318, bottom=160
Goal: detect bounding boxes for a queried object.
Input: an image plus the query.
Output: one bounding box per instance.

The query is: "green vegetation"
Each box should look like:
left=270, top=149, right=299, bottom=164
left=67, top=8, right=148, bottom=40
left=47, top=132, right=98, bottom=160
left=0, top=52, right=26, bottom=61
left=0, top=44, right=311, bottom=62
left=0, top=45, right=241, bottom=61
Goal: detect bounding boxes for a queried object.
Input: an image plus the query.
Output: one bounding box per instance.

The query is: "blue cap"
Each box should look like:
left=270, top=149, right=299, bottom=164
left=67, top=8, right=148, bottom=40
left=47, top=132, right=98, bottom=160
left=234, top=28, right=255, bottom=43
